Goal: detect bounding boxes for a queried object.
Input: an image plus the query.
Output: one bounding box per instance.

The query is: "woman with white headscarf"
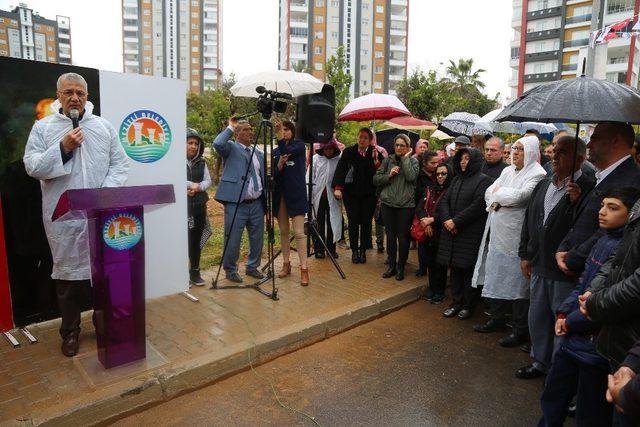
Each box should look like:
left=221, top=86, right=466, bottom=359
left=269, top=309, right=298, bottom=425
left=471, top=135, right=547, bottom=347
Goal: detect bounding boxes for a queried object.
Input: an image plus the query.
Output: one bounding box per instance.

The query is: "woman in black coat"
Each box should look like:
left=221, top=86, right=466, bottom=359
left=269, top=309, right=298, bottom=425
left=332, top=127, right=381, bottom=264
left=436, top=148, right=492, bottom=319
left=416, top=162, right=452, bottom=304
left=273, top=120, right=309, bottom=286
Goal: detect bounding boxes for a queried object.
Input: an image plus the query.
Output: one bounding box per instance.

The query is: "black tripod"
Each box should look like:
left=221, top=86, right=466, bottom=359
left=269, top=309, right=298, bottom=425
left=211, top=117, right=278, bottom=300
left=305, top=145, right=346, bottom=279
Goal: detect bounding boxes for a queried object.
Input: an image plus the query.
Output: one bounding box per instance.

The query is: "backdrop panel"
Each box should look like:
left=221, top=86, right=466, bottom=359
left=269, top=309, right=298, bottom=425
left=98, top=71, right=188, bottom=298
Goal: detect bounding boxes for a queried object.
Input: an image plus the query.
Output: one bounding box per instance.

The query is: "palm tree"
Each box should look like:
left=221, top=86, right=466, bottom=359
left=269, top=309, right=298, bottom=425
left=445, top=58, right=486, bottom=90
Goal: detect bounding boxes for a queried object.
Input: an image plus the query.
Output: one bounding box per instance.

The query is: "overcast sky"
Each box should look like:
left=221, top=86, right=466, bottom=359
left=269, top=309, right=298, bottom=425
left=0, top=0, right=513, bottom=101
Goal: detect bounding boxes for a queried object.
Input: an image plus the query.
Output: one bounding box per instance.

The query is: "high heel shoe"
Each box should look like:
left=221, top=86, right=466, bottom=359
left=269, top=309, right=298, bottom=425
left=300, top=267, right=309, bottom=286
left=278, top=261, right=291, bottom=278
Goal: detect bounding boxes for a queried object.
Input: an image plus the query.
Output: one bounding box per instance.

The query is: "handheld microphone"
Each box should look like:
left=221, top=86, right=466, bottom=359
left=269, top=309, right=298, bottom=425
left=70, top=109, right=80, bottom=129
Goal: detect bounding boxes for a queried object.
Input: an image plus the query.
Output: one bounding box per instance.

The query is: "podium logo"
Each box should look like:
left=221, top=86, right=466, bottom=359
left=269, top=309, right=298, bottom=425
left=119, top=110, right=172, bottom=163
left=102, top=213, right=143, bottom=251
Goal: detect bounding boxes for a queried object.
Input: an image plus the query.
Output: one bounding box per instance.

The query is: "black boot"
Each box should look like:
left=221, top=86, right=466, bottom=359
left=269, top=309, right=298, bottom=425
left=359, top=249, right=367, bottom=264
left=395, top=265, right=405, bottom=281
left=351, top=250, right=360, bottom=264
left=382, top=266, right=397, bottom=278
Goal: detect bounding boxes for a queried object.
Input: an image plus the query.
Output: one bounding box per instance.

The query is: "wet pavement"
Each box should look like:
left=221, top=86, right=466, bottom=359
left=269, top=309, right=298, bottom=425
left=114, top=301, right=544, bottom=426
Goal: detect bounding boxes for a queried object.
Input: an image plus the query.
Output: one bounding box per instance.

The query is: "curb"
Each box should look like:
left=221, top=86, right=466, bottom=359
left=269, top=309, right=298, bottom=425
left=14, top=283, right=425, bottom=426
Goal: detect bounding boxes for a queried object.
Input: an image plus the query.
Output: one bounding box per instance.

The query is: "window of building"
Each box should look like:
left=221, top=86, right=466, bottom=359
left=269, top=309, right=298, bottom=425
left=192, top=12, right=198, bottom=18
left=362, top=80, right=367, bottom=86
left=34, top=24, right=41, bottom=30
left=315, top=0, right=324, bottom=6
left=331, top=31, right=338, bottom=39
left=192, top=81, right=199, bottom=86
left=144, top=56, right=151, bottom=62
left=47, top=46, right=53, bottom=51
left=314, top=62, right=323, bottom=70
left=193, top=35, right=199, bottom=40
left=0, top=28, right=4, bottom=34
left=144, top=67, right=151, bottom=73
left=375, top=51, right=382, bottom=58
left=143, top=21, right=150, bottom=27
left=0, top=39, right=6, bottom=45
left=315, top=16, right=324, bottom=23
left=192, top=23, right=199, bottom=29
left=192, top=46, right=199, bottom=52
left=376, top=20, right=383, bottom=29
left=143, top=9, right=151, bottom=15
left=315, top=31, right=324, bottom=39
left=375, top=36, right=383, bottom=44
left=376, top=5, right=384, bottom=13
left=375, top=66, right=383, bottom=73
left=331, top=0, right=339, bottom=6
left=374, top=81, right=382, bottom=89
left=143, top=33, right=151, bottom=39
left=192, top=69, right=199, bottom=75
left=361, top=49, right=368, bottom=55
left=360, top=64, right=367, bottom=70
left=0, top=50, right=7, bottom=55
left=315, top=46, right=323, bottom=54
left=192, top=0, right=199, bottom=5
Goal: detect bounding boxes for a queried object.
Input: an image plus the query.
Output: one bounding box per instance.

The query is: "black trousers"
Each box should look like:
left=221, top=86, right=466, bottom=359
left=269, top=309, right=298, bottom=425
left=314, top=193, right=336, bottom=254
left=489, top=298, right=530, bottom=336
left=419, top=241, right=447, bottom=296
left=450, top=267, right=481, bottom=310
left=343, top=194, right=376, bottom=252
left=539, top=348, right=612, bottom=427
left=188, top=209, right=206, bottom=272
left=56, top=279, right=92, bottom=339
left=380, top=204, right=413, bottom=268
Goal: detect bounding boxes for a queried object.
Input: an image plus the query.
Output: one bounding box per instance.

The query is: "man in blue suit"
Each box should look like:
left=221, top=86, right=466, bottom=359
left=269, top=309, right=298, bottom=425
left=213, top=117, right=265, bottom=283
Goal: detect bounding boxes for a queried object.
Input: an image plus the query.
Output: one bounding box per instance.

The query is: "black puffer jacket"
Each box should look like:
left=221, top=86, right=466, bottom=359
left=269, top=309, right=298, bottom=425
left=436, top=148, right=493, bottom=269
left=586, top=201, right=640, bottom=364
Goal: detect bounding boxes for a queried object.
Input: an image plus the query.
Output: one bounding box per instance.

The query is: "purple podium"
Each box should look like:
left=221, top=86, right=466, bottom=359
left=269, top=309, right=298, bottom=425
left=53, top=185, right=175, bottom=369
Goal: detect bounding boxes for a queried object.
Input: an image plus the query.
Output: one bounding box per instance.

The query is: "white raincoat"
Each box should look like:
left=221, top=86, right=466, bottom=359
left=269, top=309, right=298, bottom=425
left=309, top=152, right=343, bottom=243
left=472, top=135, right=546, bottom=300
left=23, top=100, right=129, bottom=281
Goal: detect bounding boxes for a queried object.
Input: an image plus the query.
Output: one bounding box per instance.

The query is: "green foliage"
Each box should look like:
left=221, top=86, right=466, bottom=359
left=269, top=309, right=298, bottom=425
left=186, top=89, right=230, bottom=149
left=396, top=59, right=498, bottom=123
left=325, top=46, right=355, bottom=143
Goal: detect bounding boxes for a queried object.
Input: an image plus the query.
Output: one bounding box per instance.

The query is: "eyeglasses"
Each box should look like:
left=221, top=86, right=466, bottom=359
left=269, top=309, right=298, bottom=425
left=394, top=143, right=408, bottom=148
left=59, top=89, right=87, bottom=98
left=436, top=172, right=448, bottom=176
left=512, top=146, right=524, bottom=152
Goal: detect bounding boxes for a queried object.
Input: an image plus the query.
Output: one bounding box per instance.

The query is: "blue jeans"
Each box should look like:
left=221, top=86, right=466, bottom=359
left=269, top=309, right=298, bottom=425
left=222, top=201, right=264, bottom=273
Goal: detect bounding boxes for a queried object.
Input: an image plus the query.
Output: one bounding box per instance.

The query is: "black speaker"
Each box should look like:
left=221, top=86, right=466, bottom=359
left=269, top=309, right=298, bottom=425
left=296, top=84, right=335, bottom=143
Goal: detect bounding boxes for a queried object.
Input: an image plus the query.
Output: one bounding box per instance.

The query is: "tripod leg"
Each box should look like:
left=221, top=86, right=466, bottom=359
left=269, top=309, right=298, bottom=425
left=308, top=221, right=346, bottom=279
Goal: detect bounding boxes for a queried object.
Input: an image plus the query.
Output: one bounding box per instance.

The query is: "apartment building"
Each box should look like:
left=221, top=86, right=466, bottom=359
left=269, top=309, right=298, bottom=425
left=509, top=0, right=640, bottom=101
left=0, top=3, right=71, bottom=64
left=278, top=0, right=409, bottom=96
left=122, top=0, right=223, bottom=93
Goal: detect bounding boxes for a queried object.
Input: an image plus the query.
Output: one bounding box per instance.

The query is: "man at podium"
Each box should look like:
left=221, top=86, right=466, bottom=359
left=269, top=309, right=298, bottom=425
left=23, top=72, right=129, bottom=357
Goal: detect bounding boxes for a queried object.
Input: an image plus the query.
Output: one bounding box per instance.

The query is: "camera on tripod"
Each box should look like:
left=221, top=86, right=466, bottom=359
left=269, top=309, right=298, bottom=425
left=255, top=86, right=291, bottom=119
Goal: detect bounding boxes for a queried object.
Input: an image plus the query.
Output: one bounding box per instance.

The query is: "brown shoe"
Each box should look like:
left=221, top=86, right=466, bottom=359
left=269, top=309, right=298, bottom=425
left=61, top=332, right=79, bottom=357
left=300, top=267, right=309, bottom=286
left=277, top=261, right=291, bottom=278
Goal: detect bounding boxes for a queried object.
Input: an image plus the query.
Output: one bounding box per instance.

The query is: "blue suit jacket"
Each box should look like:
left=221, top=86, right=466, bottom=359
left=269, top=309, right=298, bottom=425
left=213, top=127, right=265, bottom=205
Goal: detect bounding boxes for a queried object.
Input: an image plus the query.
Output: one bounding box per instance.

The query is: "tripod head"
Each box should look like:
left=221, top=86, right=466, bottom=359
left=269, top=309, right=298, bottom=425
left=256, top=86, right=291, bottom=120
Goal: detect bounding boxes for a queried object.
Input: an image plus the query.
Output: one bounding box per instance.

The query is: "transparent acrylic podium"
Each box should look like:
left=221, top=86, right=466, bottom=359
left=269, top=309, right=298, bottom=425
left=52, top=185, right=174, bottom=369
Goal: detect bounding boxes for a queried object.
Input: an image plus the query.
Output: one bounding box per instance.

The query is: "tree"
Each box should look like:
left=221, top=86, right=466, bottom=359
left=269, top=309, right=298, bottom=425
left=325, top=46, right=355, bottom=143
left=395, top=69, right=441, bottom=121
left=445, top=58, right=486, bottom=90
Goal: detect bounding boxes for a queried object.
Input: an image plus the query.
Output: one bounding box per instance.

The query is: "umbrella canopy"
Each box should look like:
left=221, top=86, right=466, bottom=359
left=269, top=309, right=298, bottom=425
left=473, top=108, right=558, bottom=135
left=338, top=93, right=410, bottom=122
left=496, top=76, right=640, bottom=124
left=230, top=70, right=325, bottom=98
left=384, top=116, right=437, bottom=130
left=431, top=129, right=455, bottom=140
left=438, top=112, right=482, bottom=137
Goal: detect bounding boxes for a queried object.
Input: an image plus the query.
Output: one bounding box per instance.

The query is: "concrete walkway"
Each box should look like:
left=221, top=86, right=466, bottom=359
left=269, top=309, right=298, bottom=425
left=0, top=249, right=425, bottom=426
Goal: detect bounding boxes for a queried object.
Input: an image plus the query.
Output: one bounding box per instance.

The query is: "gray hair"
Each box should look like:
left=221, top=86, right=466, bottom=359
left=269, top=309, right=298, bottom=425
left=233, top=120, right=249, bottom=136
left=486, top=136, right=505, bottom=150
left=57, top=73, right=88, bottom=91
left=556, top=135, right=587, bottom=158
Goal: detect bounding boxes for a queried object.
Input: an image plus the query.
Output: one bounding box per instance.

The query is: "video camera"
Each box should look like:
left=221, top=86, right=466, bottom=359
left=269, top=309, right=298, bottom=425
left=256, top=86, right=291, bottom=119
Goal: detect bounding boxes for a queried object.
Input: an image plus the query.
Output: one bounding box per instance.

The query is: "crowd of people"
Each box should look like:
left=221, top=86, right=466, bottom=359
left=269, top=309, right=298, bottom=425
left=208, top=117, right=640, bottom=425
left=22, top=72, right=640, bottom=424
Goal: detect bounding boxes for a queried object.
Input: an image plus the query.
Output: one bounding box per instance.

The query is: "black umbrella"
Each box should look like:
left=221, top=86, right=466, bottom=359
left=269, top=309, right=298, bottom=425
left=495, top=64, right=640, bottom=181
left=375, top=128, right=420, bottom=155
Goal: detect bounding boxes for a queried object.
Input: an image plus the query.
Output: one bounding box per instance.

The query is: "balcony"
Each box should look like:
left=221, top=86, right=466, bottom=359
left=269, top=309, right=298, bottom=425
left=526, top=28, right=561, bottom=41
left=564, top=38, right=589, bottom=48
left=389, top=44, right=406, bottom=51
left=565, top=14, right=592, bottom=25
left=524, top=50, right=559, bottom=62
left=391, top=0, right=408, bottom=5
left=390, top=14, right=407, bottom=22
left=527, top=6, right=562, bottom=21
left=524, top=71, right=559, bottom=83
left=562, top=63, right=578, bottom=71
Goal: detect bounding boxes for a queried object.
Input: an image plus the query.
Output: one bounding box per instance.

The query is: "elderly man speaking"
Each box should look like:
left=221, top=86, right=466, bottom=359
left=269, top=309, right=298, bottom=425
left=472, top=136, right=546, bottom=349
left=23, top=73, right=129, bottom=357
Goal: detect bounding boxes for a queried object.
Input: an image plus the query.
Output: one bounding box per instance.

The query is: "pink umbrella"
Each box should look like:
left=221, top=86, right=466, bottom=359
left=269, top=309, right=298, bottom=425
left=384, top=116, right=436, bottom=130
left=338, top=93, right=411, bottom=122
